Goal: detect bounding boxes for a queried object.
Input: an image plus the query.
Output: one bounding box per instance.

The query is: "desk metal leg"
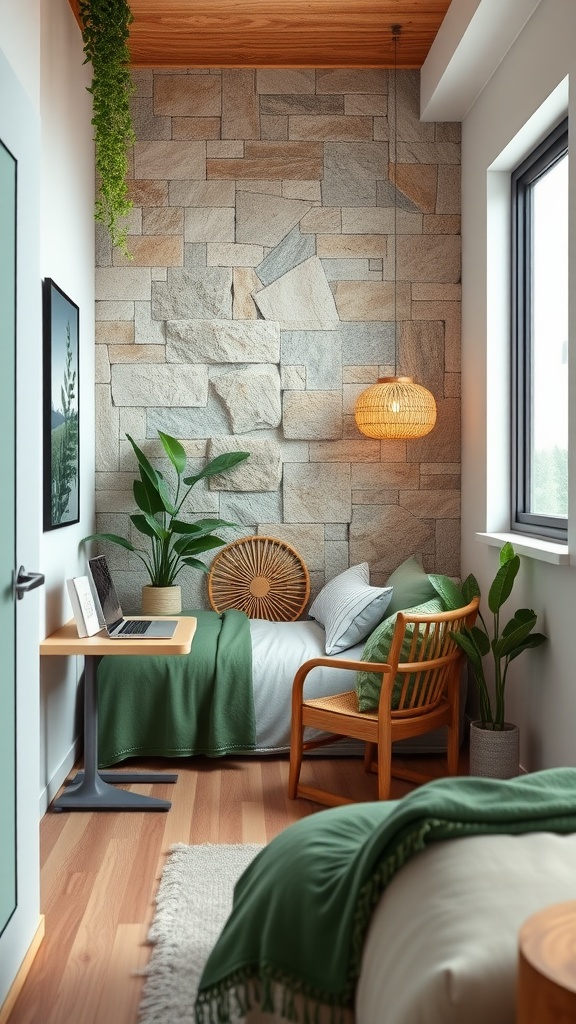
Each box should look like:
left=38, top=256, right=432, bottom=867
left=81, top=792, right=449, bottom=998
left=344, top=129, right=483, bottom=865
left=53, top=654, right=173, bottom=812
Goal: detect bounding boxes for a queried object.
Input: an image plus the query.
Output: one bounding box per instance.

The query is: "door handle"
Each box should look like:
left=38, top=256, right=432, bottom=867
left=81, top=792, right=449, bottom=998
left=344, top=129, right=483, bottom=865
left=14, top=566, right=45, bottom=600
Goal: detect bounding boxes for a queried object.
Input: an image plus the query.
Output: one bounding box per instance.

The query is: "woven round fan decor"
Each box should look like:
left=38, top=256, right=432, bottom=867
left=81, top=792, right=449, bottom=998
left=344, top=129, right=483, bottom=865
left=208, top=536, right=310, bottom=621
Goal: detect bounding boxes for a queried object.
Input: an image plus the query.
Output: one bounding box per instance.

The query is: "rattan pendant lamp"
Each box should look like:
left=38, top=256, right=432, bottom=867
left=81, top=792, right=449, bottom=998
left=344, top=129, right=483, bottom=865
left=354, top=25, right=436, bottom=441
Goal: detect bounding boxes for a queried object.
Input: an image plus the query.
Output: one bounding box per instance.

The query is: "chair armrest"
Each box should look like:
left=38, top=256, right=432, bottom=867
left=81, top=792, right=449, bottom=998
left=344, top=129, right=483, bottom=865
left=292, top=656, right=392, bottom=703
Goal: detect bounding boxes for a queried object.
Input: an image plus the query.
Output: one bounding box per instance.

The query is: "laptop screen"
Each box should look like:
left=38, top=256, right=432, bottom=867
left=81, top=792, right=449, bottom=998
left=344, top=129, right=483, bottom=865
left=88, top=555, right=124, bottom=630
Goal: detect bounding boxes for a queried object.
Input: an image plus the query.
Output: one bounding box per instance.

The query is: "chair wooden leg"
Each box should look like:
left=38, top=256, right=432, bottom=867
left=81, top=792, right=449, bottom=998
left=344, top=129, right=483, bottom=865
left=364, top=742, right=376, bottom=773
left=376, top=747, right=392, bottom=800
left=288, top=701, right=304, bottom=800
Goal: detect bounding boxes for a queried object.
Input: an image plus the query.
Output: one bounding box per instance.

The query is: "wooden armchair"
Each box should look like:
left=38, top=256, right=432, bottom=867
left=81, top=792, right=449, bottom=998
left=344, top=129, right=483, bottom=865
left=288, top=597, right=480, bottom=806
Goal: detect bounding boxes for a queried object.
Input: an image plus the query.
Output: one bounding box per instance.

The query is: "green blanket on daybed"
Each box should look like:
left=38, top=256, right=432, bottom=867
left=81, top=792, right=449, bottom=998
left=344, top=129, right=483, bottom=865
left=97, top=609, right=255, bottom=767
left=195, top=768, right=576, bottom=1024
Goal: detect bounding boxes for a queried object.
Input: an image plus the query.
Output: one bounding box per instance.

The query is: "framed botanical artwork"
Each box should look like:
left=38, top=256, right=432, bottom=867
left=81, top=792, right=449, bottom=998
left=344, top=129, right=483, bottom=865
left=42, top=278, right=80, bottom=531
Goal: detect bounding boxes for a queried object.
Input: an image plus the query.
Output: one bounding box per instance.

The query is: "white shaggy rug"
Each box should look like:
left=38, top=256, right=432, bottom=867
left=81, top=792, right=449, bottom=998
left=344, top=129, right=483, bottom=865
left=138, top=843, right=263, bottom=1024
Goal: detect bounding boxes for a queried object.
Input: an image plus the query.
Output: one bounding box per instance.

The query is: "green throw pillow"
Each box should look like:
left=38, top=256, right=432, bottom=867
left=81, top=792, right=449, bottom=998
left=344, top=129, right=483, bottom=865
left=384, top=556, right=437, bottom=617
left=355, top=596, right=444, bottom=712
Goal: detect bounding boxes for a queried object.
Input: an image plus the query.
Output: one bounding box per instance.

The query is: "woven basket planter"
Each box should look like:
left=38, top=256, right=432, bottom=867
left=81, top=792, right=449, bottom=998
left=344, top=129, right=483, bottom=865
left=469, top=721, right=520, bottom=779
left=141, top=584, right=182, bottom=616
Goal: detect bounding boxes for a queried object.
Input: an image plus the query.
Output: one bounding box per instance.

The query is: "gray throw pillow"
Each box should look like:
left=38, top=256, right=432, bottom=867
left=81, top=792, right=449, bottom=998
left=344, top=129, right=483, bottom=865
left=308, top=562, right=394, bottom=655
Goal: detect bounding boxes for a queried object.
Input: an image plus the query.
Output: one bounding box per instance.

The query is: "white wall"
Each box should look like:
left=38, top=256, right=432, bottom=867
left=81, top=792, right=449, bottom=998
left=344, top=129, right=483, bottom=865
left=38, top=0, right=95, bottom=810
left=460, top=0, right=576, bottom=768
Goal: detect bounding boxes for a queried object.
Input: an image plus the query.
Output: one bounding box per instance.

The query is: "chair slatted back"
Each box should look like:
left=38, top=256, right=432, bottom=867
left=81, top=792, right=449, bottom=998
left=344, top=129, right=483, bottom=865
left=384, top=598, right=479, bottom=717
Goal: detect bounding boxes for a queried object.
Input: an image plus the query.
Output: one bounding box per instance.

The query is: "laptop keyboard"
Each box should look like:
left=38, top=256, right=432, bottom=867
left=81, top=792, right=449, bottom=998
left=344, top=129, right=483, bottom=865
left=118, top=620, right=150, bottom=635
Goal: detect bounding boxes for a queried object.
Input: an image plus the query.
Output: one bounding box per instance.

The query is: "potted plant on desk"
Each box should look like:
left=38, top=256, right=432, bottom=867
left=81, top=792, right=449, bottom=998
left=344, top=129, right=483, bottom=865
left=450, top=542, right=547, bottom=778
left=84, top=431, right=249, bottom=614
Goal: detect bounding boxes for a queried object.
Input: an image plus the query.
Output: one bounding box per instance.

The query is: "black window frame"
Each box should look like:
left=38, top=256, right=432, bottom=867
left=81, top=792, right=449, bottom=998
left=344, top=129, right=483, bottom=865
left=511, top=117, right=568, bottom=542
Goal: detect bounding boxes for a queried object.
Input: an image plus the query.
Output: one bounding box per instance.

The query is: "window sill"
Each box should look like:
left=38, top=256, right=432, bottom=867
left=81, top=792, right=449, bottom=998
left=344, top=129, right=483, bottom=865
left=475, top=532, right=570, bottom=565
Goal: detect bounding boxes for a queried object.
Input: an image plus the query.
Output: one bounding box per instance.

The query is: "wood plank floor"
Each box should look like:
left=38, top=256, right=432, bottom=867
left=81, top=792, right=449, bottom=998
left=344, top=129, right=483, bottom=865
left=7, top=749, right=467, bottom=1024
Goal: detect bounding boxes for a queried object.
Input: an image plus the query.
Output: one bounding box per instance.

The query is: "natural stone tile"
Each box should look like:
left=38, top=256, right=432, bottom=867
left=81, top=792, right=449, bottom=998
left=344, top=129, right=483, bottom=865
left=334, top=280, right=410, bottom=321
left=376, top=178, right=420, bottom=214
left=108, top=345, right=166, bottom=363
left=222, top=70, right=259, bottom=140
left=95, top=345, right=110, bottom=384
left=352, top=462, right=419, bottom=489
left=95, top=472, right=136, bottom=491
left=279, top=440, right=309, bottom=462
left=321, top=259, right=381, bottom=282
left=338, top=321, right=395, bottom=364
left=281, top=330, right=342, bottom=389
left=349, top=504, right=433, bottom=574
left=256, top=524, right=325, bottom=571
left=423, top=215, right=460, bottom=234
left=134, top=141, right=206, bottom=180
left=261, top=116, right=288, bottom=141
left=209, top=155, right=323, bottom=180
left=322, top=142, right=384, bottom=206
left=152, top=267, right=233, bottom=320
left=435, top=518, right=461, bottom=577
left=96, top=267, right=152, bottom=301
left=399, top=320, right=444, bottom=398
left=184, top=207, right=235, bottom=243
left=396, top=71, right=435, bottom=143
left=391, top=163, right=437, bottom=213
left=147, top=401, right=230, bottom=440
left=254, top=256, right=339, bottom=330
left=343, top=382, right=366, bottom=414
left=96, top=385, right=119, bottom=472
left=166, top=319, right=280, bottom=364
left=396, top=235, right=460, bottom=283
left=236, top=180, right=282, bottom=195
left=282, top=183, right=321, bottom=204
left=352, top=489, right=399, bottom=505
left=369, top=259, right=383, bottom=272
left=280, top=365, right=306, bottom=390
left=142, top=207, right=184, bottom=235
left=113, top=235, right=183, bottom=267
left=436, top=122, right=461, bottom=143
left=211, top=367, right=282, bottom=433
left=220, top=491, right=283, bottom=527
left=325, top=523, right=348, bottom=541
left=289, top=116, right=373, bottom=142
left=343, top=413, right=364, bottom=439
left=421, top=462, right=460, bottom=475
left=341, top=207, right=394, bottom=233
left=309, top=439, right=380, bottom=462
left=342, top=365, right=379, bottom=384
left=134, top=301, right=166, bottom=345
left=233, top=268, right=261, bottom=319
left=95, top=321, right=135, bottom=345
left=236, top=191, right=313, bottom=247
left=264, top=96, right=344, bottom=118
left=411, top=284, right=461, bottom=301
left=207, top=243, right=264, bottom=267
left=421, top=473, right=460, bottom=490
left=95, top=301, right=134, bottom=321
left=169, top=180, right=235, bottom=207
left=95, top=222, right=112, bottom=267
left=207, top=141, right=244, bottom=158
left=207, top=437, right=282, bottom=492
left=398, top=142, right=460, bottom=165
left=283, top=463, right=351, bottom=524
left=406, top=398, right=460, bottom=464
left=127, top=180, right=169, bottom=207
left=400, top=489, right=460, bottom=518
left=411, top=300, right=461, bottom=372
left=154, top=74, right=221, bottom=116
left=172, top=117, right=221, bottom=141
left=379, top=440, right=408, bottom=461
left=130, top=96, right=171, bottom=141
left=373, top=116, right=389, bottom=142
left=119, top=408, right=147, bottom=439
left=317, top=234, right=386, bottom=259
left=436, top=165, right=461, bottom=214
left=300, top=207, right=341, bottom=233
left=95, top=490, right=137, bottom=514
left=256, top=226, right=315, bottom=286
left=325, top=541, right=350, bottom=579
left=256, top=70, right=316, bottom=94
left=444, top=372, right=461, bottom=397
left=111, top=364, right=208, bottom=407
left=131, top=69, right=153, bottom=98
left=317, top=70, right=387, bottom=94
left=283, top=391, right=342, bottom=440
left=345, top=94, right=387, bottom=116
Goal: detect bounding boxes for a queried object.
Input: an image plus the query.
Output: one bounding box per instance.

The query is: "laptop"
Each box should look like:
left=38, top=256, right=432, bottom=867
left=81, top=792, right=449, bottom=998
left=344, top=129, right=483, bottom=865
left=88, top=555, right=178, bottom=639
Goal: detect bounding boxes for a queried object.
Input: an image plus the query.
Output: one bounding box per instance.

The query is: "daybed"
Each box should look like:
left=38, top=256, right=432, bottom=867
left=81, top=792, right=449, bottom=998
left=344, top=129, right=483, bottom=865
left=194, top=769, right=576, bottom=1024
left=96, top=556, right=468, bottom=768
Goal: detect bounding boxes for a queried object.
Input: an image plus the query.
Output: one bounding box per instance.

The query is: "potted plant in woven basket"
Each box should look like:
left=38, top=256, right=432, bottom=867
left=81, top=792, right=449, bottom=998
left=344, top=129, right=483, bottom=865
left=450, top=542, right=547, bottom=778
left=84, top=431, right=249, bottom=614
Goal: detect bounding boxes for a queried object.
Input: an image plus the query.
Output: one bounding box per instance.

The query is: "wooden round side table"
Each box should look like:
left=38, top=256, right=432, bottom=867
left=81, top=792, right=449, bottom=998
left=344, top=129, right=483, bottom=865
left=517, top=900, right=576, bottom=1023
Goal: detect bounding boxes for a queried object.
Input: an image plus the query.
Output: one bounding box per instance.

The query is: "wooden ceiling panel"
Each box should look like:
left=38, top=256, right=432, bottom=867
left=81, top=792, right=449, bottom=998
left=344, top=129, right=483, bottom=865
left=68, top=0, right=452, bottom=68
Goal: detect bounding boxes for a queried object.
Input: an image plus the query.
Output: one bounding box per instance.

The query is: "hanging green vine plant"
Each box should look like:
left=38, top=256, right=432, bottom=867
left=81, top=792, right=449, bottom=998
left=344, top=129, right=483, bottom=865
left=79, top=0, right=135, bottom=258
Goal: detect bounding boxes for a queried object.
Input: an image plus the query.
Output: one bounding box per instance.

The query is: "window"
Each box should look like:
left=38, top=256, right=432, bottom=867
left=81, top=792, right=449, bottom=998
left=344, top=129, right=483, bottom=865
left=511, top=118, right=568, bottom=541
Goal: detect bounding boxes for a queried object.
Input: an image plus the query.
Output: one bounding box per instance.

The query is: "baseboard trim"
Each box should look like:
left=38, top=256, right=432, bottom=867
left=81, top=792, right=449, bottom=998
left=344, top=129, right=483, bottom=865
left=0, top=915, right=45, bottom=1024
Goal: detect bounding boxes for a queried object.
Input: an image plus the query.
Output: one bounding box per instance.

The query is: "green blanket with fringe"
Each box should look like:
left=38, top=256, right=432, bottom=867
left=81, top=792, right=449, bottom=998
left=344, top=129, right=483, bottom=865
left=97, top=609, right=254, bottom=767
left=195, top=768, right=576, bottom=1024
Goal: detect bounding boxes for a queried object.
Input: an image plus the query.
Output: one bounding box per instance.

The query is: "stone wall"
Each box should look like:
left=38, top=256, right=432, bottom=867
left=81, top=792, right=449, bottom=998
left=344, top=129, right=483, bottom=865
left=94, top=67, right=461, bottom=612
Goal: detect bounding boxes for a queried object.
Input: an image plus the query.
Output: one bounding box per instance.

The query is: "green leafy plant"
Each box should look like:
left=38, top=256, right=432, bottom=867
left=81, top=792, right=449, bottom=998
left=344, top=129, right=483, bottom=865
left=449, top=542, right=547, bottom=730
left=79, top=0, right=135, bottom=257
left=51, top=323, right=78, bottom=524
left=84, top=432, right=250, bottom=587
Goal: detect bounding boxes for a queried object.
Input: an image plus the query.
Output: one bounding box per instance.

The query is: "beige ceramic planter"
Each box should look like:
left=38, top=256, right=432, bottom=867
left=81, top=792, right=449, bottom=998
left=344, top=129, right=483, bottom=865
left=469, top=721, right=520, bottom=779
left=141, top=584, right=182, bottom=616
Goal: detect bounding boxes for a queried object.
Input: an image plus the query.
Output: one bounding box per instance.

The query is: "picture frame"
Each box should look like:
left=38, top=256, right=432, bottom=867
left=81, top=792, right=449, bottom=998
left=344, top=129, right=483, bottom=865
left=42, top=278, right=80, bottom=531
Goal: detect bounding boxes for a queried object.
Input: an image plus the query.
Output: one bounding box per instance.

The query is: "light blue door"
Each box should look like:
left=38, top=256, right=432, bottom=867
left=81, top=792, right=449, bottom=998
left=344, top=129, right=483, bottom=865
left=0, top=138, right=17, bottom=936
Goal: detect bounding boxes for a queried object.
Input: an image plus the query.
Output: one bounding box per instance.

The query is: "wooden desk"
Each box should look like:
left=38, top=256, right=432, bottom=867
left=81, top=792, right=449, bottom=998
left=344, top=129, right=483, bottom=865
left=41, top=617, right=197, bottom=812
left=517, top=900, right=576, bottom=1023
